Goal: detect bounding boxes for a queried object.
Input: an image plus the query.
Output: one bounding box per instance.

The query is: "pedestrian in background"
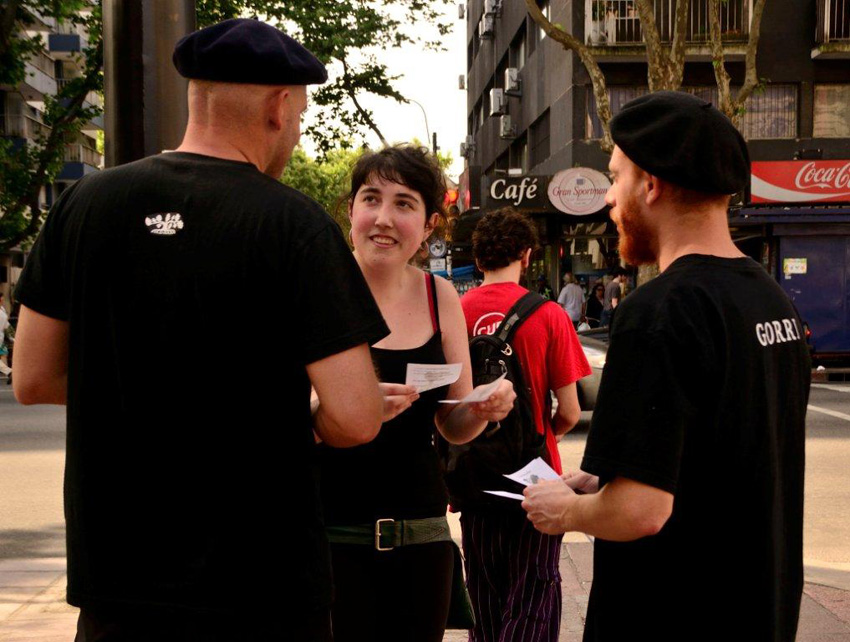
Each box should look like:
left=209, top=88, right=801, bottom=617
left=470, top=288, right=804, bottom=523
left=585, top=283, right=605, bottom=328
left=522, top=91, right=810, bottom=642
left=457, top=208, right=590, bottom=642
left=600, top=267, right=625, bottom=327
left=319, top=145, right=515, bottom=642
left=536, top=274, right=555, bottom=301
left=12, top=19, right=388, bottom=642
left=0, top=293, right=11, bottom=380
left=557, top=272, right=585, bottom=328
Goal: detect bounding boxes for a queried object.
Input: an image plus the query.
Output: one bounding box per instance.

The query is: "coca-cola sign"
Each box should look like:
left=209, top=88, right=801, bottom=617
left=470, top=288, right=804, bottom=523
left=751, top=161, right=850, bottom=203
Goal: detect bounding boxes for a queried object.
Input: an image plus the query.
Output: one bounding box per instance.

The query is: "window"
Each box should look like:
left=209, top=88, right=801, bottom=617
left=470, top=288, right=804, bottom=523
left=814, top=85, right=850, bottom=138
left=510, top=135, right=529, bottom=173
left=586, top=85, right=797, bottom=140
left=530, top=110, right=551, bottom=168
left=509, top=27, right=526, bottom=71
left=739, top=85, right=797, bottom=139
left=467, top=40, right=474, bottom=71
left=538, top=0, right=550, bottom=41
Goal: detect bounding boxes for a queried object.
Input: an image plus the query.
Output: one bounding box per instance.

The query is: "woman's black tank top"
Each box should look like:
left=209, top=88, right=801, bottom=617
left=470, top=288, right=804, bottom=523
left=320, top=273, right=450, bottom=525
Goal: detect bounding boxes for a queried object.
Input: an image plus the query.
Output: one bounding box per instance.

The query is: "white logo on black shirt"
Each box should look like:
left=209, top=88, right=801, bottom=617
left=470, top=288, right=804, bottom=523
left=145, top=213, right=184, bottom=236
left=755, top=318, right=801, bottom=346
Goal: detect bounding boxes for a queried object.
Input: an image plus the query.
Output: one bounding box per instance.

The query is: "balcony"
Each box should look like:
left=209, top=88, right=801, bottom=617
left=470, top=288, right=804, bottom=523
left=814, top=0, right=850, bottom=57
left=20, top=50, right=57, bottom=101
left=64, top=143, right=102, bottom=167
left=58, top=143, right=102, bottom=181
left=585, top=0, right=751, bottom=56
left=0, top=114, right=51, bottom=141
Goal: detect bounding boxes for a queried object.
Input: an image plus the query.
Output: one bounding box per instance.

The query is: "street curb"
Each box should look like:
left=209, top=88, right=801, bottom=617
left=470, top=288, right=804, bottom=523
left=804, top=561, right=850, bottom=592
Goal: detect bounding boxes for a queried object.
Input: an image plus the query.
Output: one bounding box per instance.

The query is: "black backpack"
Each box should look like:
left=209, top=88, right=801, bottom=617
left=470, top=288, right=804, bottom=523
left=437, top=292, right=549, bottom=510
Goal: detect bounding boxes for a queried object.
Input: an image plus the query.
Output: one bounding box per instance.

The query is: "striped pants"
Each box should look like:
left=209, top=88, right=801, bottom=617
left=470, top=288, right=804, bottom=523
left=460, top=510, right=563, bottom=642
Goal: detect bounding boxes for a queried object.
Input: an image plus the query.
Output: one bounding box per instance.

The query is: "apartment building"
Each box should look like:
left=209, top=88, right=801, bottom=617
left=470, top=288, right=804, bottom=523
left=456, top=0, right=850, bottom=358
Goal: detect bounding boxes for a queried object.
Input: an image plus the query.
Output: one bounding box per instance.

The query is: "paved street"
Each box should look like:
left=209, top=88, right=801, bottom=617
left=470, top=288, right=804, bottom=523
left=1, top=381, right=849, bottom=640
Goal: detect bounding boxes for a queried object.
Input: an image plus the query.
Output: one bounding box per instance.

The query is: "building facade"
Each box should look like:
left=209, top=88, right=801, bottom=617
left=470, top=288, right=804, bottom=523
left=458, top=0, right=850, bottom=358
left=0, top=6, right=103, bottom=307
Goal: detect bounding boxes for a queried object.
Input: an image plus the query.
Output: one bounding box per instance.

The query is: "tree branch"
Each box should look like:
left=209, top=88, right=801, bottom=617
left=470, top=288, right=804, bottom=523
left=734, top=0, right=767, bottom=111
left=708, top=0, right=735, bottom=121
left=341, top=57, right=389, bottom=147
left=525, top=0, right=613, bottom=151
left=669, top=0, right=691, bottom=88
left=634, top=0, right=663, bottom=90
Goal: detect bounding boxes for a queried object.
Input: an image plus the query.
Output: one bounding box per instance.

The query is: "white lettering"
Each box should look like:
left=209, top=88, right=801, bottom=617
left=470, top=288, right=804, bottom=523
left=794, top=161, right=850, bottom=190
left=756, top=318, right=803, bottom=347
left=764, top=323, right=776, bottom=345
left=490, top=179, right=506, bottom=200
left=772, top=320, right=787, bottom=343
left=782, top=319, right=796, bottom=341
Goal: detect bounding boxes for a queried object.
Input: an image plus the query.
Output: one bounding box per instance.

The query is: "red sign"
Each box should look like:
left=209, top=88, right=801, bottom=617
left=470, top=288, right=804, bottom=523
left=751, top=160, right=850, bottom=204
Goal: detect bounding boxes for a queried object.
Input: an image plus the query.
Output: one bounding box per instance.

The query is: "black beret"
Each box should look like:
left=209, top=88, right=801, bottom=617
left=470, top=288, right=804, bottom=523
left=173, top=18, right=327, bottom=86
left=610, top=91, right=750, bottom=194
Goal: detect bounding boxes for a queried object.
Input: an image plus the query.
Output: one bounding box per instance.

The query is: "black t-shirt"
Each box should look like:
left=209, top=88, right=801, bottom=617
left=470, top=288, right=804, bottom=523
left=581, top=255, right=810, bottom=642
left=15, top=152, right=388, bottom=616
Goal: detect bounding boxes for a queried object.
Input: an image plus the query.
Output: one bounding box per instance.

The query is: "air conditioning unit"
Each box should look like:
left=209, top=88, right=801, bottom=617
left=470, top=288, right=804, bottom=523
left=499, top=114, right=517, bottom=139
left=505, top=67, right=521, bottom=96
left=489, top=88, right=506, bottom=116
left=479, top=14, right=494, bottom=38
left=460, top=142, right=471, bottom=158
left=459, top=75, right=466, bottom=90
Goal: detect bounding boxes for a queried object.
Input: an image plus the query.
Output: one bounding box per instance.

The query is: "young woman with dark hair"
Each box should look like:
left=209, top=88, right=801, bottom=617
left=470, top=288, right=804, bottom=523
left=317, top=144, right=516, bottom=642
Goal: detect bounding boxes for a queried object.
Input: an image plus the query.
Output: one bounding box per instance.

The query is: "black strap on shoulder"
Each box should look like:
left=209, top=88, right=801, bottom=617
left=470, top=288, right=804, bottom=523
left=494, top=292, right=547, bottom=344
left=428, top=273, right=441, bottom=332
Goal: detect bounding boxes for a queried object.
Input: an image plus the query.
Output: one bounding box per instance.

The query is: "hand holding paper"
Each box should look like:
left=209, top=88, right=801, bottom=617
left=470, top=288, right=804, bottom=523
left=406, top=363, right=462, bottom=393
left=484, top=457, right=561, bottom=502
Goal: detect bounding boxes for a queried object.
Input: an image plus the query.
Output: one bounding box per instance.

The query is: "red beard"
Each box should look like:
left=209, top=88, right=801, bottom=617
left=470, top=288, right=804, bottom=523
left=615, top=196, right=658, bottom=265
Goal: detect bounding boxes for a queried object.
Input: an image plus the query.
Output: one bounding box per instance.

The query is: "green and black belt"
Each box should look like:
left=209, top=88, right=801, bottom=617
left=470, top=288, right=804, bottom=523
left=326, top=516, right=452, bottom=552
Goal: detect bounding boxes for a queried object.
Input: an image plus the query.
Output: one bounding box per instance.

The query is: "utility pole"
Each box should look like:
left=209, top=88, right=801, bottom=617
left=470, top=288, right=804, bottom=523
left=103, top=0, right=195, bottom=167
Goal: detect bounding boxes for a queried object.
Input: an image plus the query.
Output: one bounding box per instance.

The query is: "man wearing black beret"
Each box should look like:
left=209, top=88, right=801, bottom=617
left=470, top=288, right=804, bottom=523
left=523, top=91, right=810, bottom=642
left=13, top=18, right=389, bottom=642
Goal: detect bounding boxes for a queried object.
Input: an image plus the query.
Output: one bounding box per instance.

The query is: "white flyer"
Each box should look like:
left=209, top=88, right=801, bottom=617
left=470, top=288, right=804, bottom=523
left=483, top=490, right=525, bottom=501
left=405, top=363, right=462, bottom=393
left=438, top=373, right=507, bottom=404
left=503, top=457, right=560, bottom=487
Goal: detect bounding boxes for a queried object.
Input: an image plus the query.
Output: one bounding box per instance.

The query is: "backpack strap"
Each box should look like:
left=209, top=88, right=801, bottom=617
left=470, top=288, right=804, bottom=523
left=494, top=292, right=547, bottom=344
left=425, top=272, right=441, bottom=333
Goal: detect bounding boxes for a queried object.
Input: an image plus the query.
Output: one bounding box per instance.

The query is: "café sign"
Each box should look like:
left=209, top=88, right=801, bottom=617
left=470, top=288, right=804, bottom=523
left=547, top=168, right=611, bottom=215
left=751, top=160, right=850, bottom=203
left=488, top=176, right=545, bottom=208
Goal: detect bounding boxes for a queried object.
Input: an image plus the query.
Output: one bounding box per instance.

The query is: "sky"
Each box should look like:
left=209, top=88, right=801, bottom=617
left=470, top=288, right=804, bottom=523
left=301, top=6, right=468, bottom=181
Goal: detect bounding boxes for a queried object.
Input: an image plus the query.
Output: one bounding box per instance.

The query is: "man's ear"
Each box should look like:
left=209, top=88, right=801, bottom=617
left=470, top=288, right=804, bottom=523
left=267, top=88, right=289, bottom=131
left=520, top=247, right=532, bottom=269
left=644, top=173, right=663, bottom=206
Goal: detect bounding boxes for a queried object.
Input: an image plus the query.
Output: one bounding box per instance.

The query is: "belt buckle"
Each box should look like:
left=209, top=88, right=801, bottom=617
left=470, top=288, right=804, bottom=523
left=375, top=518, right=395, bottom=551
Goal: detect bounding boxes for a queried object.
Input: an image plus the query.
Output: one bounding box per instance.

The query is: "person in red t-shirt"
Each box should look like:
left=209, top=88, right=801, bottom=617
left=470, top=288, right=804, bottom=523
left=459, top=208, right=591, bottom=642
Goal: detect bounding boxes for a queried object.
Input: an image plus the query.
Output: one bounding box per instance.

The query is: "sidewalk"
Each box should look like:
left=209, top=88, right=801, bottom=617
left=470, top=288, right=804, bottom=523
left=2, top=538, right=846, bottom=642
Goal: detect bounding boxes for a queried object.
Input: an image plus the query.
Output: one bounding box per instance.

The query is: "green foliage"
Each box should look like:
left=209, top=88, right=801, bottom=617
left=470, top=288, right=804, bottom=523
left=0, top=1, right=102, bottom=251
left=281, top=146, right=365, bottom=238
left=2, top=0, right=452, bottom=249
left=196, top=0, right=453, bottom=157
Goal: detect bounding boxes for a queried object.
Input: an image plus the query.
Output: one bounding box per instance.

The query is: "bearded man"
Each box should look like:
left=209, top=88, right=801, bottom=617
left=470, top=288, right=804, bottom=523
left=522, top=91, right=811, bottom=642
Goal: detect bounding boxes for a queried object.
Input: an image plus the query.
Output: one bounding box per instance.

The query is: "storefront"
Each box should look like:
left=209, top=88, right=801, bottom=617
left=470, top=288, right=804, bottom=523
left=731, top=160, right=850, bottom=360
left=451, top=167, right=622, bottom=295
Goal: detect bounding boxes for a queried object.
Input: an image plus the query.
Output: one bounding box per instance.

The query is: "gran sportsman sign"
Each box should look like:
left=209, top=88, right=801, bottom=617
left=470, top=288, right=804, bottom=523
left=751, top=160, right=850, bottom=203
left=484, top=168, right=611, bottom=215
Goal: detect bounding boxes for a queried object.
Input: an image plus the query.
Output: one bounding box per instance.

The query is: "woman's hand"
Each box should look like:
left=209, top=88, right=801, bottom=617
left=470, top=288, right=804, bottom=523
left=469, top=378, right=516, bottom=422
left=380, top=383, right=419, bottom=422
